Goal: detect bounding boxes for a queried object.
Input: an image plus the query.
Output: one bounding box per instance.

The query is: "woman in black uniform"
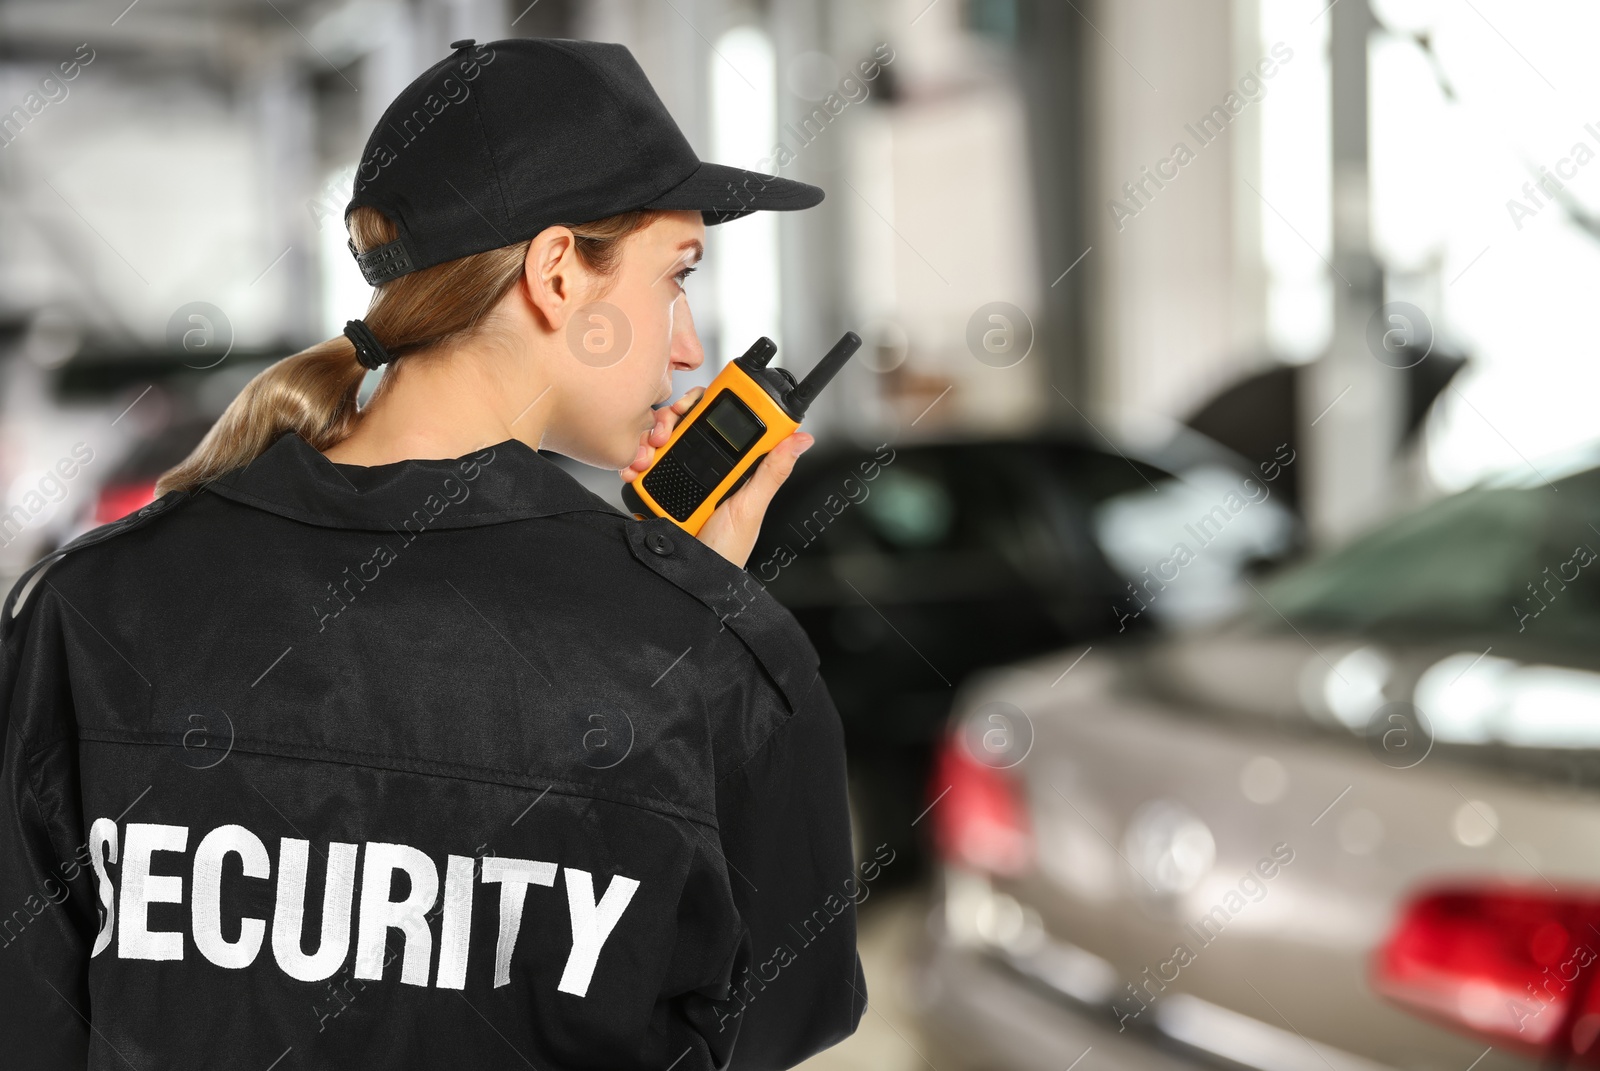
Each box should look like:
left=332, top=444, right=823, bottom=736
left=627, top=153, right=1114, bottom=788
left=0, top=37, right=866, bottom=1071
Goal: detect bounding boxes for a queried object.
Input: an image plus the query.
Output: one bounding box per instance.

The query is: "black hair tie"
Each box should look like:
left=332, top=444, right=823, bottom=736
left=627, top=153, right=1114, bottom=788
left=344, top=318, right=393, bottom=370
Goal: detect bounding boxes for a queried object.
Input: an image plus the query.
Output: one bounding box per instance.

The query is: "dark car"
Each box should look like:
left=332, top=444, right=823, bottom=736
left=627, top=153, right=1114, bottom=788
left=747, top=436, right=1212, bottom=876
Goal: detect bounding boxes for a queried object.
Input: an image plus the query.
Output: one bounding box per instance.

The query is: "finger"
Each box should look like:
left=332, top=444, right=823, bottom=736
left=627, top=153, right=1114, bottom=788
left=617, top=427, right=655, bottom=482
left=691, top=432, right=812, bottom=573
left=617, top=441, right=650, bottom=483
left=672, top=384, right=707, bottom=413
left=724, top=431, right=814, bottom=522
left=620, top=386, right=708, bottom=481
left=648, top=385, right=706, bottom=448
left=692, top=432, right=814, bottom=568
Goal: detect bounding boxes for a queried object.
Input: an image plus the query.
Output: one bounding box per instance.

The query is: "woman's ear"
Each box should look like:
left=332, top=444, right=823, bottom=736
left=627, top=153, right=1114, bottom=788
left=522, top=225, right=585, bottom=332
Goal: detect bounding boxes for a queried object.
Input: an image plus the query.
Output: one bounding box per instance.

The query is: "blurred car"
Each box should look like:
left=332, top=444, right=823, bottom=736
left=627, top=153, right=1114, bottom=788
left=0, top=310, right=277, bottom=585
left=744, top=434, right=1299, bottom=879
left=915, top=455, right=1600, bottom=1069
left=52, top=415, right=216, bottom=542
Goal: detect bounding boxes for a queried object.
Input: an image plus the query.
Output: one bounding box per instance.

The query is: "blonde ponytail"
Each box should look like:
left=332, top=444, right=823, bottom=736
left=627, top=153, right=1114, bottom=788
left=156, top=204, right=669, bottom=496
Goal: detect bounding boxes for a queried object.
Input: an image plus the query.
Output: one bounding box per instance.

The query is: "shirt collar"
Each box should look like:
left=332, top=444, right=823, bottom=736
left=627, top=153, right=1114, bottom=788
left=203, top=429, right=625, bottom=530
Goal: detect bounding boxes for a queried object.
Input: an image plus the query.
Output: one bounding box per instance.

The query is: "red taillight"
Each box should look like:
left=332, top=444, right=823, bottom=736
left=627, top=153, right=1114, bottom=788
left=1374, top=886, right=1600, bottom=1061
left=926, top=731, right=1031, bottom=876
left=94, top=481, right=157, bottom=524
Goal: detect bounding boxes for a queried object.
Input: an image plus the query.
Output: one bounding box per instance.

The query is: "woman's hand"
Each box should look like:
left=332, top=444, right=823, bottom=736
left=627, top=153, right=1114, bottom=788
left=619, top=386, right=814, bottom=569
left=619, top=386, right=706, bottom=484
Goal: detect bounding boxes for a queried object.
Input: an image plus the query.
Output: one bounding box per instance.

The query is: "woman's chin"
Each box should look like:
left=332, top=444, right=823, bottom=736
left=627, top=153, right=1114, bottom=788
left=614, top=443, right=649, bottom=473
left=545, top=440, right=636, bottom=472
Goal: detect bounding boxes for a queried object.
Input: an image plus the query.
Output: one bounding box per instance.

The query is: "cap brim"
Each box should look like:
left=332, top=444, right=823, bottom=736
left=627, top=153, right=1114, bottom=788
left=641, top=161, right=824, bottom=224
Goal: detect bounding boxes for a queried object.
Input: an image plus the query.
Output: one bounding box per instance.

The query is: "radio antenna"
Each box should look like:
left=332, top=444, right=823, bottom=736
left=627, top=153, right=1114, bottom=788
left=786, top=331, right=862, bottom=418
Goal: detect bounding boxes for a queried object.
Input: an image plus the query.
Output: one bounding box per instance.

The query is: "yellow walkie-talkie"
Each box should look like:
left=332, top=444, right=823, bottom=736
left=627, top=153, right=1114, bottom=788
left=621, top=331, right=862, bottom=536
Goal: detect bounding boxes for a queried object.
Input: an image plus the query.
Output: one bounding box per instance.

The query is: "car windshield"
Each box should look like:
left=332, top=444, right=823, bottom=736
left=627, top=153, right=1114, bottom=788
left=1249, top=466, right=1600, bottom=645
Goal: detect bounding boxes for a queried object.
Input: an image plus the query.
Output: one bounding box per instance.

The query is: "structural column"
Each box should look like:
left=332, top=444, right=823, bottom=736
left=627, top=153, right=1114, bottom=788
left=1303, top=0, right=1396, bottom=546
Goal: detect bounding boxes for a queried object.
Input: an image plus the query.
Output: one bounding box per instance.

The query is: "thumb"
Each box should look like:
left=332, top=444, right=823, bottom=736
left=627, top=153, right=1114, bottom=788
left=693, top=431, right=814, bottom=568
left=733, top=432, right=814, bottom=520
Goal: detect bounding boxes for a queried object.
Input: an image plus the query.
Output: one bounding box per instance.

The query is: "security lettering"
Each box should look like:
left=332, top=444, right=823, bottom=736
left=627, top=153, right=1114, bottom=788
left=86, top=820, right=639, bottom=996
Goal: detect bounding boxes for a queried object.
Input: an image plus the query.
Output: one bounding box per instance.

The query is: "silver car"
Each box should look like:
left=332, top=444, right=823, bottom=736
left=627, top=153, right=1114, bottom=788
left=914, top=459, right=1600, bottom=1070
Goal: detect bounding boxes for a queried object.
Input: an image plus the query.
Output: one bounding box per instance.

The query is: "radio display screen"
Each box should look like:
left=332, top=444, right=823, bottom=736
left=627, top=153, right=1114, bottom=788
left=704, top=394, right=763, bottom=452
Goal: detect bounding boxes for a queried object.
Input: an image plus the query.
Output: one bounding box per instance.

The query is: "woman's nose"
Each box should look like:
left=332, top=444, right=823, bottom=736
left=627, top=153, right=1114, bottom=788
left=670, top=294, right=705, bottom=372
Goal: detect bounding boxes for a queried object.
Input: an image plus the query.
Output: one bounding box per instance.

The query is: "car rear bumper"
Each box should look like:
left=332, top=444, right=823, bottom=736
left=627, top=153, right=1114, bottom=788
left=911, top=919, right=1208, bottom=1071
left=913, top=894, right=1416, bottom=1071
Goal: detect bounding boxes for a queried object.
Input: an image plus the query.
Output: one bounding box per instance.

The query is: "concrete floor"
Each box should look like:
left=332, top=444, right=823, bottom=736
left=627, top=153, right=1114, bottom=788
left=796, top=886, right=934, bottom=1071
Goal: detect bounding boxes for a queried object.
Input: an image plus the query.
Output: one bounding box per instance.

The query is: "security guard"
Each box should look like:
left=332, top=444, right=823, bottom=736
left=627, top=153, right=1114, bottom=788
left=0, top=37, right=866, bottom=1070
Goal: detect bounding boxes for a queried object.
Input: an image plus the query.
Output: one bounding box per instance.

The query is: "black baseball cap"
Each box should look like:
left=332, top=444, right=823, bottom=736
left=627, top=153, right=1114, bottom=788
left=344, top=37, right=825, bottom=286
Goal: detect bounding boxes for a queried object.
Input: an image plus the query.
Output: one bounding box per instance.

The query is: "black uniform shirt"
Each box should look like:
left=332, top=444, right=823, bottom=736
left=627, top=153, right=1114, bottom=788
left=0, top=429, right=867, bottom=1070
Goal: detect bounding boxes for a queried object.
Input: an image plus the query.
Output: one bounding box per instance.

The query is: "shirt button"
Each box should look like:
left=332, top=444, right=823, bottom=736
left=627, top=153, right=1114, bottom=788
left=646, top=531, right=675, bottom=556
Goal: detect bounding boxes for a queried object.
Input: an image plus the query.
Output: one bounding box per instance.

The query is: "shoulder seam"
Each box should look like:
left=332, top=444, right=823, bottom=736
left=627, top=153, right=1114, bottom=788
left=201, top=481, right=627, bottom=531
left=2, top=488, right=198, bottom=640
